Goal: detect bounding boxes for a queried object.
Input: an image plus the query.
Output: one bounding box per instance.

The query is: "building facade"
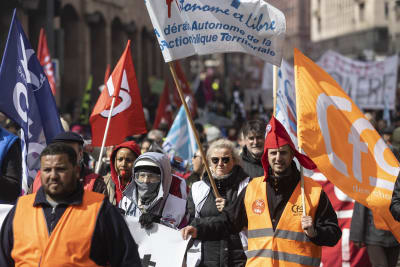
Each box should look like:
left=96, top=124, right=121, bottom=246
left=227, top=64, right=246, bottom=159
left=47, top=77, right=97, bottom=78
left=0, top=0, right=169, bottom=120
left=310, top=0, right=394, bottom=59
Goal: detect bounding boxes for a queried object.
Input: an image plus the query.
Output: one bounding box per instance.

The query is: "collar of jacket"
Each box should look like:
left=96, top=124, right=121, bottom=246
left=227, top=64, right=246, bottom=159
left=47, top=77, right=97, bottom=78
left=267, top=163, right=300, bottom=192
left=241, top=146, right=262, bottom=165
left=33, top=183, right=84, bottom=207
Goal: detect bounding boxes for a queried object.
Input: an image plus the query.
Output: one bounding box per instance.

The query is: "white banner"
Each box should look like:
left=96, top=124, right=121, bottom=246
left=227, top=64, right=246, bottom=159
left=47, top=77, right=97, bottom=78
left=125, top=217, right=190, bottom=267
left=145, top=0, right=286, bottom=66
left=317, top=50, right=399, bottom=110
left=262, top=51, right=399, bottom=111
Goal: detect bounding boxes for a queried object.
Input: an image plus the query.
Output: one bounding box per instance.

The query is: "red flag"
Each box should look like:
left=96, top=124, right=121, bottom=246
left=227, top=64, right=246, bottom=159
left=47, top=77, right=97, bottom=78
left=37, top=28, right=56, bottom=95
left=90, top=40, right=147, bottom=146
left=104, top=63, right=111, bottom=84
left=173, top=61, right=197, bottom=116
left=153, top=81, right=173, bottom=129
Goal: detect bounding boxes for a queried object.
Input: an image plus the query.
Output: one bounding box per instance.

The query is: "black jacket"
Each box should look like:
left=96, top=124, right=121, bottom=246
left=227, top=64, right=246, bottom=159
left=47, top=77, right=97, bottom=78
left=194, top=165, right=341, bottom=248
left=188, top=165, right=248, bottom=267
left=351, top=202, right=398, bottom=247
left=0, top=185, right=142, bottom=267
left=240, top=146, right=264, bottom=179
left=390, top=171, right=400, bottom=222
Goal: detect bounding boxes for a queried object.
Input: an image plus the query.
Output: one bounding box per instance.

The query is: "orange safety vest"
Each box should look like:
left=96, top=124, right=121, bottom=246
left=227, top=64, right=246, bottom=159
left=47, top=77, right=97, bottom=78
left=12, top=191, right=105, bottom=267
left=244, top=176, right=322, bottom=267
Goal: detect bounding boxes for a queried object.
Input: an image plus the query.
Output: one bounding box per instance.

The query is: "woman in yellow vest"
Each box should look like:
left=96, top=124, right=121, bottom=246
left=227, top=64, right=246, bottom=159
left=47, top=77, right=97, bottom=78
left=182, top=116, right=342, bottom=267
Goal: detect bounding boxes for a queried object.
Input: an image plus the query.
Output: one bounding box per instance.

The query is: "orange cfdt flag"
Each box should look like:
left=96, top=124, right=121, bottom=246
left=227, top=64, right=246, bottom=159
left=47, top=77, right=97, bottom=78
left=90, top=40, right=147, bottom=146
left=294, top=48, right=400, bottom=241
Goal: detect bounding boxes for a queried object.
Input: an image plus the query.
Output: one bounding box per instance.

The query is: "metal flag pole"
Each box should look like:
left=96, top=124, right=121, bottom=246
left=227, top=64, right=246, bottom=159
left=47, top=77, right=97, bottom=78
left=95, top=96, right=116, bottom=174
left=273, top=65, right=278, bottom=116
left=168, top=62, right=221, bottom=198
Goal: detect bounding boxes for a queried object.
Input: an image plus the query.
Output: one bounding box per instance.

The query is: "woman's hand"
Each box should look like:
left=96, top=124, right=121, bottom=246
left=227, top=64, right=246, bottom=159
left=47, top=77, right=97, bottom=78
left=215, top=198, right=226, bottom=212
left=181, top=226, right=198, bottom=240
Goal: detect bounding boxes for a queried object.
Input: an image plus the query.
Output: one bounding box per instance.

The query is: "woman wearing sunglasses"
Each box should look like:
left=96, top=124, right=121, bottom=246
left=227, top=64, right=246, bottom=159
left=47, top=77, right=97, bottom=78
left=185, top=139, right=249, bottom=267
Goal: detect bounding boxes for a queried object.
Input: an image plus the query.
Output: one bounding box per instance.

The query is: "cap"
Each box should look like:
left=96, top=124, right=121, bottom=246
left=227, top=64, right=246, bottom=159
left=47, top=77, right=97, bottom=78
left=261, top=116, right=316, bottom=180
left=134, top=159, right=160, bottom=174
left=51, top=131, right=84, bottom=145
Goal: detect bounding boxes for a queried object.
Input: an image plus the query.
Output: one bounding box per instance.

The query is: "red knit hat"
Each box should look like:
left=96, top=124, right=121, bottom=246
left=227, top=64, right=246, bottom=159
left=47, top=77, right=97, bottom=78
left=261, top=116, right=316, bottom=180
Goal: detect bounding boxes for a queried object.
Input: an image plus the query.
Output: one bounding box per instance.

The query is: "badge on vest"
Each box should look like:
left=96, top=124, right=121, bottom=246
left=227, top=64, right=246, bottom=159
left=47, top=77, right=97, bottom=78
left=291, top=203, right=303, bottom=216
left=252, top=199, right=265, bottom=214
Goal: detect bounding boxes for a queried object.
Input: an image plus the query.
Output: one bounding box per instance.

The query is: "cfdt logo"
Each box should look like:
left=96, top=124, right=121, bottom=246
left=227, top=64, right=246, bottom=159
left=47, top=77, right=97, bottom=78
left=291, top=204, right=303, bottom=216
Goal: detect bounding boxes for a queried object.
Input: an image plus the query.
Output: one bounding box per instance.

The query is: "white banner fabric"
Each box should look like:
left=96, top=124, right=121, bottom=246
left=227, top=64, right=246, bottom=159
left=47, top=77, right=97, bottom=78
left=125, top=217, right=190, bottom=267
left=145, top=0, right=286, bottom=66
left=317, top=50, right=399, bottom=110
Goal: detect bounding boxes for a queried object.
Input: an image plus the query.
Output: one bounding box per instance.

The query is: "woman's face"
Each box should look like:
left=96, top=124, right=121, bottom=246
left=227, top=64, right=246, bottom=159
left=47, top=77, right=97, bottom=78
left=141, top=141, right=151, bottom=154
left=115, top=148, right=137, bottom=178
left=192, top=151, right=203, bottom=173
left=209, top=147, right=234, bottom=177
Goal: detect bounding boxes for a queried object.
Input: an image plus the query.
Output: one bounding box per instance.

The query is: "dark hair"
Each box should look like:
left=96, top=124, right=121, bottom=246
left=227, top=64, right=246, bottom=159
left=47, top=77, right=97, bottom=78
left=241, top=119, right=266, bottom=137
left=40, top=143, right=77, bottom=166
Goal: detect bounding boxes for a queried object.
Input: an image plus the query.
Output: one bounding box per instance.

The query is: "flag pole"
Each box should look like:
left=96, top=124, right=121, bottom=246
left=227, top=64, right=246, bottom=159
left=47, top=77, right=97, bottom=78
left=273, top=65, right=278, bottom=117
left=168, top=62, right=221, bottom=199
left=95, top=96, right=116, bottom=174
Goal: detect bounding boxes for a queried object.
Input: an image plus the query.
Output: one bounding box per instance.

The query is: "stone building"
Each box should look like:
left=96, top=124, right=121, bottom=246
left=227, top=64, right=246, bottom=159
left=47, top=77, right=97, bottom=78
left=267, top=0, right=312, bottom=61
left=0, top=0, right=169, bottom=120
left=310, top=0, right=395, bottom=59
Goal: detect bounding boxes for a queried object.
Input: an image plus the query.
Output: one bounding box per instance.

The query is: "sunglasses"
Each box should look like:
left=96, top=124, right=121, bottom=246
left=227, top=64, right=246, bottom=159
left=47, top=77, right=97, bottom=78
left=211, top=157, right=231, bottom=164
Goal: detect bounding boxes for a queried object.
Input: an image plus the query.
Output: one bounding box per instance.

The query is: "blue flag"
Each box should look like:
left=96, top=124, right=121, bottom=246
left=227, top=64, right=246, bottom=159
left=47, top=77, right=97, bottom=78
left=0, top=10, right=63, bottom=192
left=162, top=99, right=197, bottom=163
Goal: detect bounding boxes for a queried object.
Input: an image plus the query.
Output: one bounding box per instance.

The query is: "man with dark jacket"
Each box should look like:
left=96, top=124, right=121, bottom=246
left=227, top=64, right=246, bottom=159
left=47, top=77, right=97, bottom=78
left=240, top=120, right=265, bottom=178
left=182, top=117, right=341, bottom=266
left=0, top=143, right=141, bottom=266
left=351, top=202, right=399, bottom=267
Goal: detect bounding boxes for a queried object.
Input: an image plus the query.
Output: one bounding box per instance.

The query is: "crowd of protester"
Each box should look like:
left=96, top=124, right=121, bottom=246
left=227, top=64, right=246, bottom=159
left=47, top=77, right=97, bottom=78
left=1, top=80, right=400, bottom=266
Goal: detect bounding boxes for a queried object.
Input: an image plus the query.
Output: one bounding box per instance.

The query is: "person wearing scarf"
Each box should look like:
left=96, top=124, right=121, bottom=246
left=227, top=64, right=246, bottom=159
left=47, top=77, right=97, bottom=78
left=104, top=141, right=140, bottom=205
left=182, top=116, right=341, bottom=267
left=119, top=152, right=187, bottom=230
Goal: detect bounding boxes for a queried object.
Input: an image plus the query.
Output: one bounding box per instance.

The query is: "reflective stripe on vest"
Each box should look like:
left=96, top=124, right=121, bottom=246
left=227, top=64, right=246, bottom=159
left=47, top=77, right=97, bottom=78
left=12, top=191, right=105, bottom=267
left=246, top=249, right=321, bottom=266
left=244, top=176, right=322, bottom=267
left=248, top=228, right=310, bottom=242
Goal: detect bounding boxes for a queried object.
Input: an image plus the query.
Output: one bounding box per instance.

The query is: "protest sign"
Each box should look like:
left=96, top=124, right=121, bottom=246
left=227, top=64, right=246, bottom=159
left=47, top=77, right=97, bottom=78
left=125, top=217, right=190, bottom=267
left=263, top=50, right=399, bottom=111
left=318, top=50, right=398, bottom=110
left=146, top=0, right=286, bottom=66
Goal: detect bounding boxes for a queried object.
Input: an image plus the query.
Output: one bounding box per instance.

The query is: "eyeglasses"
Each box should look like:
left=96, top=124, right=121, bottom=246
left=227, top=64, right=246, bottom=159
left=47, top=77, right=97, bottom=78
left=134, top=171, right=161, bottom=183
left=211, top=157, right=231, bottom=164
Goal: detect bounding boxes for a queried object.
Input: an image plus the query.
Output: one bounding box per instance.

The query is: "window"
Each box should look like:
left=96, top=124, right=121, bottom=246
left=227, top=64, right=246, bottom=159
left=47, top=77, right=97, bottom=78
left=359, top=2, right=365, bottom=22
left=396, top=0, right=400, bottom=20
left=385, top=2, right=389, bottom=20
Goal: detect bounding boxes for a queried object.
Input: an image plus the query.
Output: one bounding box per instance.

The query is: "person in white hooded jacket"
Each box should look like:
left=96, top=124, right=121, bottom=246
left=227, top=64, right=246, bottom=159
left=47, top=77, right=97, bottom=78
left=119, top=152, right=187, bottom=229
